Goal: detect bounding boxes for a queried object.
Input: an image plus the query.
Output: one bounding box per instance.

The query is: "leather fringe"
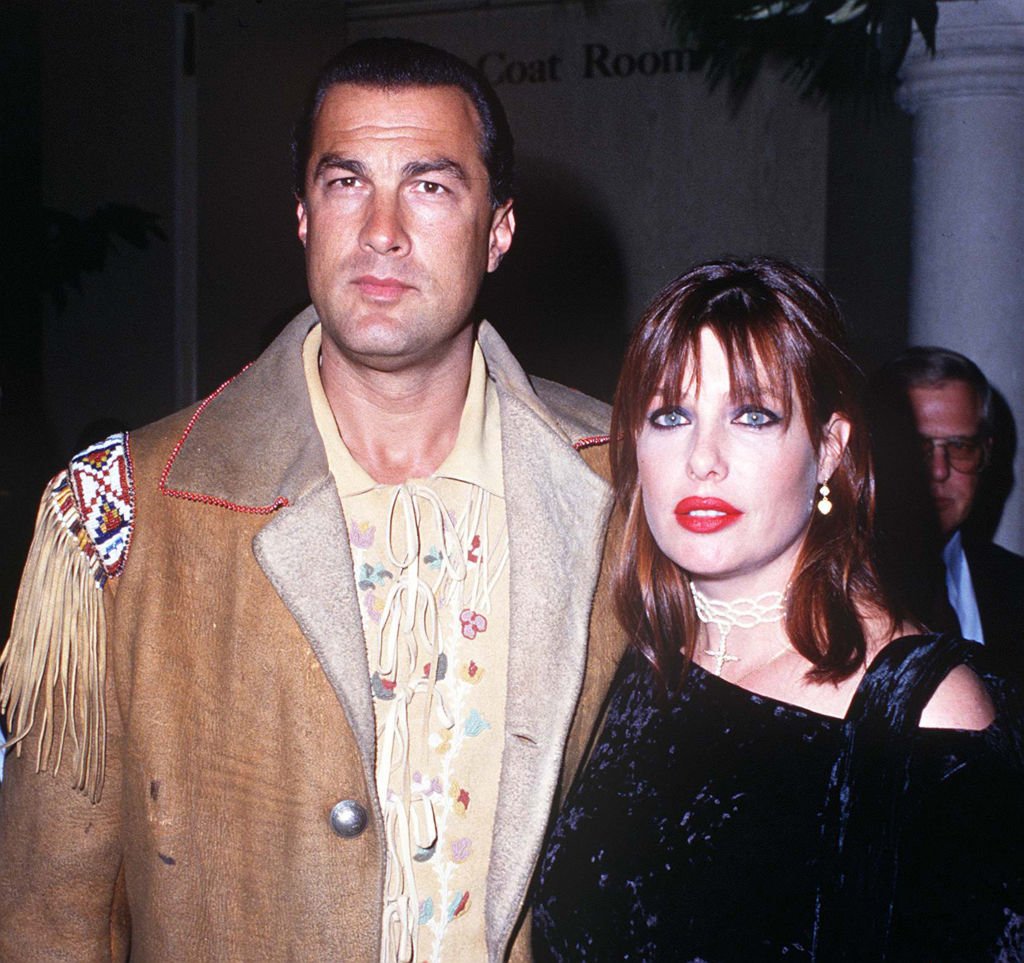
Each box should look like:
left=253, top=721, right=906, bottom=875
left=0, top=471, right=107, bottom=803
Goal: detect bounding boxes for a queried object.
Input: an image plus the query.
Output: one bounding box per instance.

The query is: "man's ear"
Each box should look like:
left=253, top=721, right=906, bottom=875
left=296, top=198, right=308, bottom=247
left=819, top=413, right=852, bottom=481
left=487, top=201, right=515, bottom=273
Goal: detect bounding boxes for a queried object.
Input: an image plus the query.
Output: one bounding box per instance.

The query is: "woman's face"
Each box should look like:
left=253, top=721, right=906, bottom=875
left=636, top=327, right=848, bottom=597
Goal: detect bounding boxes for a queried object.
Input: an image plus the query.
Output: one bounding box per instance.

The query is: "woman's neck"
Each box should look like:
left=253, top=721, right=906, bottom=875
left=689, top=580, right=790, bottom=679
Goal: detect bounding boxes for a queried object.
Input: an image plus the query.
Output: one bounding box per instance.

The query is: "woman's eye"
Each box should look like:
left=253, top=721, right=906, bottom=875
left=648, top=406, right=689, bottom=429
left=734, top=407, right=780, bottom=429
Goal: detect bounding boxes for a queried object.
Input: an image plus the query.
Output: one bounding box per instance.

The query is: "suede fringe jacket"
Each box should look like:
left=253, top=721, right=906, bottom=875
left=0, top=310, right=628, bottom=962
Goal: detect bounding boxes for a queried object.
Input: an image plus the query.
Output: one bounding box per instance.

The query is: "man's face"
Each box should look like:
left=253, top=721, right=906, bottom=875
left=907, top=379, right=987, bottom=536
left=297, top=83, right=514, bottom=372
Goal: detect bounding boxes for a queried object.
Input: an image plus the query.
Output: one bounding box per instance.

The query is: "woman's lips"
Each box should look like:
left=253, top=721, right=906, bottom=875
left=674, top=496, right=743, bottom=534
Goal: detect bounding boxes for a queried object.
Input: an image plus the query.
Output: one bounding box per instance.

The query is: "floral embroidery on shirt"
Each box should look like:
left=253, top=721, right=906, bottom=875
left=349, top=520, right=376, bottom=549
left=423, top=652, right=448, bottom=682
left=447, top=891, right=471, bottom=921
left=451, top=785, right=471, bottom=815
left=450, top=838, right=472, bottom=863
left=424, top=545, right=444, bottom=569
left=419, top=897, right=435, bottom=925
left=357, top=562, right=392, bottom=590
left=413, top=772, right=444, bottom=797
left=430, top=729, right=453, bottom=754
left=362, top=589, right=385, bottom=624
left=346, top=481, right=508, bottom=962
left=463, top=709, right=490, bottom=737
left=371, top=672, right=397, bottom=701
left=459, top=609, right=487, bottom=640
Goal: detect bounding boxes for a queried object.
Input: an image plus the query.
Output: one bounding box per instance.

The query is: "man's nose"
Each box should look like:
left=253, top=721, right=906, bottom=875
left=359, top=193, right=409, bottom=256
left=927, top=442, right=951, bottom=482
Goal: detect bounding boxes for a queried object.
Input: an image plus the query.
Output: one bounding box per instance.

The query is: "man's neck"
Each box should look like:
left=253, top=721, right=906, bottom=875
left=318, top=333, right=475, bottom=484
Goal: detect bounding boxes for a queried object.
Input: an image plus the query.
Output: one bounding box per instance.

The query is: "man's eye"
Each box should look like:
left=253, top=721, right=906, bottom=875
left=734, top=407, right=780, bottom=429
left=948, top=440, right=977, bottom=454
left=415, top=181, right=447, bottom=195
left=328, top=176, right=361, bottom=189
left=648, top=407, right=688, bottom=429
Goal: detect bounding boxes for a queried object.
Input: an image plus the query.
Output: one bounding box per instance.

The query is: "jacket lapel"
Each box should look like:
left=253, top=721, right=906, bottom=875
left=161, top=307, right=323, bottom=509
left=160, top=308, right=378, bottom=772
left=252, top=479, right=377, bottom=774
left=484, top=388, right=613, bottom=958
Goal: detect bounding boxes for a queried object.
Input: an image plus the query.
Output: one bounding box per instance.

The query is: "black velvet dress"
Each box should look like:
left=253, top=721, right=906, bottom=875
left=532, top=638, right=1024, bottom=962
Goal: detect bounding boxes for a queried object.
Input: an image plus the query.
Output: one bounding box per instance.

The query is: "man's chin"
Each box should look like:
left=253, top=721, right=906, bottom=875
left=321, top=325, right=475, bottom=377
left=936, top=507, right=966, bottom=538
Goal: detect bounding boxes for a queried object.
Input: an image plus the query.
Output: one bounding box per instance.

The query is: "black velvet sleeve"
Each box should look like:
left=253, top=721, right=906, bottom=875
left=814, top=634, right=1024, bottom=962
left=890, top=722, right=1024, bottom=960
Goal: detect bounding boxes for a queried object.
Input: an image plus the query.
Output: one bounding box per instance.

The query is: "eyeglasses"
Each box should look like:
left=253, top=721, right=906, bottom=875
left=918, top=434, right=989, bottom=474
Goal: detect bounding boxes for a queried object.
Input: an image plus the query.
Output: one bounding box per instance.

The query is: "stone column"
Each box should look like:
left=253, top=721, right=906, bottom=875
left=899, top=0, right=1024, bottom=553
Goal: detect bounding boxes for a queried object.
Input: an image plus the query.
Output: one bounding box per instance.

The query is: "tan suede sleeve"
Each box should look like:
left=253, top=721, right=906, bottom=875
left=0, top=653, right=127, bottom=960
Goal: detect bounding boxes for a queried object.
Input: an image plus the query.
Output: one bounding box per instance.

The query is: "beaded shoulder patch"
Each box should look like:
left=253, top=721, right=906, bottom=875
left=0, top=433, right=132, bottom=801
left=68, top=432, right=135, bottom=582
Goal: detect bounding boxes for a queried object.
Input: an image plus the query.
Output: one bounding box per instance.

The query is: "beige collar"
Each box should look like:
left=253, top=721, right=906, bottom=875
left=302, top=323, right=503, bottom=497
left=158, top=308, right=606, bottom=514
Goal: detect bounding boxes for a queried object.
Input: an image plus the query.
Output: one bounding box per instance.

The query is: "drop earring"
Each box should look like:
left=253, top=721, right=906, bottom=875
left=816, top=482, right=832, bottom=516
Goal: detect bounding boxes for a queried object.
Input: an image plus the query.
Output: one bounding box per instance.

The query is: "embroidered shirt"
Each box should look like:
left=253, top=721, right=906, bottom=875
left=303, top=325, right=510, bottom=963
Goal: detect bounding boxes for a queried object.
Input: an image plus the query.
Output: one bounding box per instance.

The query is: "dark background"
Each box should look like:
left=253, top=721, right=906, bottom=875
left=0, top=0, right=912, bottom=630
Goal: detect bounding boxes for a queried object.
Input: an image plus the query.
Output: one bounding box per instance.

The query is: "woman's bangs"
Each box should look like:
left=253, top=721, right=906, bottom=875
left=713, top=313, right=796, bottom=423
left=635, top=310, right=701, bottom=421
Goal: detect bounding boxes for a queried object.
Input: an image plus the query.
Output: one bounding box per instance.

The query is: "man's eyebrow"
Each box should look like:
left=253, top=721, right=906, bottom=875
left=403, top=158, right=469, bottom=182
left=920, top=433, right=982, bottom=442
left=312, top=154, right=367, bottom=182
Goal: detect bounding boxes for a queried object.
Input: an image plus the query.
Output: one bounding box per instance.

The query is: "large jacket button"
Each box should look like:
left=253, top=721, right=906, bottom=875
left=330, top=800, right=368, bottom=838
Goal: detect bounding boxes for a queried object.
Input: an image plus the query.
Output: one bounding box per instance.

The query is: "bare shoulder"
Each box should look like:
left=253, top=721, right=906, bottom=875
left=919, top=664, right=996, bottom=731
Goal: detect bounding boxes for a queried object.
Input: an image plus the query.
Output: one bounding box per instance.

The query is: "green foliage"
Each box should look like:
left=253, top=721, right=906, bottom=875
left=666, top=0, right=939, bottom=107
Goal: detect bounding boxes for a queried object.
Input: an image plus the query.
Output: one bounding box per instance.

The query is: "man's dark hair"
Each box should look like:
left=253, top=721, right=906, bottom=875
left=878, top=346, right=993, bottom=436
left=292, top=37, right=514, bottom=208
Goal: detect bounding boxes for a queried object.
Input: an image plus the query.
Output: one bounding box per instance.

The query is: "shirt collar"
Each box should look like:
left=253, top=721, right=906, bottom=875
left=942, top=528, right=965, bottom=576
left=943, top=529, right=986, bottom=644
left=302, top=323, right=503, bottom=497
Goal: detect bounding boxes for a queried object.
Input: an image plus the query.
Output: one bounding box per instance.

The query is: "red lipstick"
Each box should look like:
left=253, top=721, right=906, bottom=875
left=674, top=496, right=743, bottom=534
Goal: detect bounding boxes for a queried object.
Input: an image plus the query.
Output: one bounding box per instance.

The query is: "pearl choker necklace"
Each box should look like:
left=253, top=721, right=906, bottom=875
left=689, top=581, right=786, bottom=676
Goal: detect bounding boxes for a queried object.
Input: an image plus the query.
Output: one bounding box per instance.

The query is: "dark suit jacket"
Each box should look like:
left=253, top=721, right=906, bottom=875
left=964, top=536, right=1024, bottom=683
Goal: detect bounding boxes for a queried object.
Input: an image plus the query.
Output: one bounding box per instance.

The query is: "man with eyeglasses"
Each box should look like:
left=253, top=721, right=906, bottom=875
left=875, top=347, right=1024, bottom=667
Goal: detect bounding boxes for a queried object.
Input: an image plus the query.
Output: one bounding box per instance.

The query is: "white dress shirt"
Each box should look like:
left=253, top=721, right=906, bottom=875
left=943, top=529, right=985, bottom=644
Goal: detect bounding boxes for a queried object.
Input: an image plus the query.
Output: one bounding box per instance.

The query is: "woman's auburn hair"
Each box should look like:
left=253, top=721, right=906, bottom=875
left=610, top=256, right=894, bottom=689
